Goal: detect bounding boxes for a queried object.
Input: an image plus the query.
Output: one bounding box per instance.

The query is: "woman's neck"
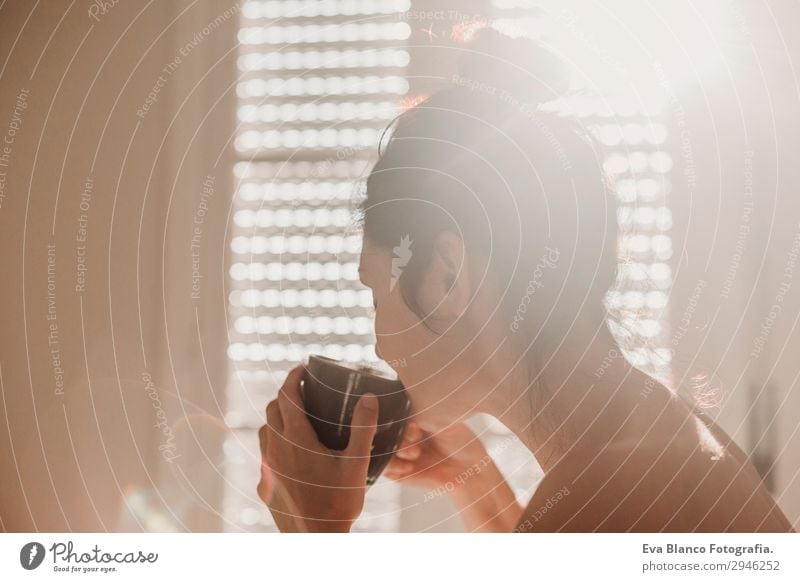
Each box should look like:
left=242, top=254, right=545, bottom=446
left=482, top=316, right=646, bottom=473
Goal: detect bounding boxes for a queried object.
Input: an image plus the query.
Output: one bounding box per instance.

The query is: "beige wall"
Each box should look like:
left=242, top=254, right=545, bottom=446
left=0, top=0, right=236, bottom=531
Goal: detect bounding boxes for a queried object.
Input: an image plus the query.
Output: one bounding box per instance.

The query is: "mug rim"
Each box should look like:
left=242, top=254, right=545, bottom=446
left=306, top=354, right=401, bottom=386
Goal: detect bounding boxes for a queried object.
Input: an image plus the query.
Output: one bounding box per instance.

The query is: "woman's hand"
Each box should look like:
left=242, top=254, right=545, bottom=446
left=385, top=420, right=523, bottom=532
left=257, top=364, right=379, bottom=532
left=385, top=421, right=487, bottom=487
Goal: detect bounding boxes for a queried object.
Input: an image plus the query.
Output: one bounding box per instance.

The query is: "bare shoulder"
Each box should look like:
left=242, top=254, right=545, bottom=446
left=514, top=441, right=651, bottom=532
left=515, top=437, right=793, bottom=533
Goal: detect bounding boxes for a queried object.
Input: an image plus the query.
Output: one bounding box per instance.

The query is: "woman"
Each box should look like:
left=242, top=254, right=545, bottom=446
left=257, top=28, right=793, bottom=533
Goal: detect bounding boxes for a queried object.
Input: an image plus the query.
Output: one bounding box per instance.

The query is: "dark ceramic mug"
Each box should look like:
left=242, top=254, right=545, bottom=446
left=301, top=355, right=410, bottom=485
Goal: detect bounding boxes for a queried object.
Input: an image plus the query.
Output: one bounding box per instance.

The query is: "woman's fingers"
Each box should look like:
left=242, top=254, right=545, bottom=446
left=283, top=362, right=306, bottom=388
left=266, top=399, right=283, bottom=434
left=384, top=458, right=414, bottom=479
left=395, top=442, right=421, bottom=460
left=345, top=393, right=379, bottom=458
left=277, top=364, right=318, bottom=444
left=256, top=472, right=271, bottom=504
left=258, top=424, right=270, bottom=451
left=394, top=420, right=425, bottom=459
left=404, top=420, right=424, bottom=442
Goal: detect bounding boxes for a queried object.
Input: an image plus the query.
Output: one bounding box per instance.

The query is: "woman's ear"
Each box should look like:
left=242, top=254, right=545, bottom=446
left=415, top=231, right=471, bottom=326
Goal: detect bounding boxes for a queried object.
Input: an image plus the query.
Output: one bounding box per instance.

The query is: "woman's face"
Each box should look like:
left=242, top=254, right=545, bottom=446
left=358, top=235, right=495, bottom=431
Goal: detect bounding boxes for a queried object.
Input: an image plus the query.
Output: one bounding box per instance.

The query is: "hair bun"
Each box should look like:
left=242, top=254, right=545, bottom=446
left=457, top=27, right=570, bottom=106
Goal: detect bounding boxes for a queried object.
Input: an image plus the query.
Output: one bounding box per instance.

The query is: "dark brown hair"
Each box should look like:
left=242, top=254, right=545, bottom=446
left=356, top=28, right=618, bottom=348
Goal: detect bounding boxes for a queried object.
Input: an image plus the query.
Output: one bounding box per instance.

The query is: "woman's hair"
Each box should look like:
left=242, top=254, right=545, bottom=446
left=356, top=27, right=618, bottom=351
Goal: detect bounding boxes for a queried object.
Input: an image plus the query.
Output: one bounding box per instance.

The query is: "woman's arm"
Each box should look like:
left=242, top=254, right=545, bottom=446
left=385, top=421, right=524, bottom=532
left=448, top=457, right=524, bottom=532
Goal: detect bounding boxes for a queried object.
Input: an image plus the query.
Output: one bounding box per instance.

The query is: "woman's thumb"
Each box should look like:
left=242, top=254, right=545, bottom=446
left=346, top=393, right=379, bottom=458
